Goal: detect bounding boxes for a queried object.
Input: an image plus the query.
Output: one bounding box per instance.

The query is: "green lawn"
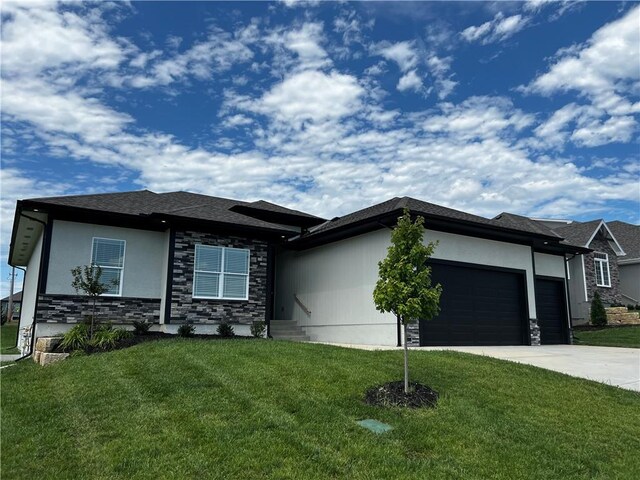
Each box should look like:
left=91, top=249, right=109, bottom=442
left=2, top=340, right=639, bottom=479
left=1, top=323, right=19, bottom=354
left=574, top=326, right=640, bottom=348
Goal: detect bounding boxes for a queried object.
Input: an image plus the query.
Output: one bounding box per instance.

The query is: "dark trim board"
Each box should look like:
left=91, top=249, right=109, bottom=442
left=420, top=259, right=530, bottom=346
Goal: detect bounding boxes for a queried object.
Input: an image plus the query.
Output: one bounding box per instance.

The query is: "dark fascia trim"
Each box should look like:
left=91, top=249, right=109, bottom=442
left=164, top=228, right=176, bottom=325
left=20, top=201, right=167, bottom=232
left=425, top=258, right=532, bottom=346
left=8, top=200, right=24, bottom=266
left=147, top=213, right=298, bottom=240
left=229, top=205, right=325, bottom=229
left=292, top=209, right=577, bottom=252
left=18, top=201, right=298, bottom=241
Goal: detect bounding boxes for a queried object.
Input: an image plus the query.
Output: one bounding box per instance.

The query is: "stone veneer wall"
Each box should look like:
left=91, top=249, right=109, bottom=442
left=170, top=230, right=268, bottom=325
left=36, top=294, right=161, bottom=323
left=585, top=235, right=622, bottom=306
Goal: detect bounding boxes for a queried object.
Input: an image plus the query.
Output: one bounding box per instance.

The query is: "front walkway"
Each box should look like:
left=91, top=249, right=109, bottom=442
left=317, top=343, right=640, bottom=392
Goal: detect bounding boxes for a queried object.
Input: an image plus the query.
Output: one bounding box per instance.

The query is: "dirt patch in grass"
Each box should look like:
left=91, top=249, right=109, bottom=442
left=365, top=381, right=438, bottom=408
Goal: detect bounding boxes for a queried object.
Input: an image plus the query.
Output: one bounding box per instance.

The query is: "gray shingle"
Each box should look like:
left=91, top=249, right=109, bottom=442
left=24, top=190, right=321, bottom=233
left=608, top=221, right=640, bottom=258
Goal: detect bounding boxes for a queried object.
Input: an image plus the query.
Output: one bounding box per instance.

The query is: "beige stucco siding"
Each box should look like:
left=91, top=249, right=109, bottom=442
left=46, top=220, right=167, bottom=298
left=534, top=253, right=565, bottom=278
left=276, top=228, right=537, bottom=346
left=619, top=263, right=640, bottom=304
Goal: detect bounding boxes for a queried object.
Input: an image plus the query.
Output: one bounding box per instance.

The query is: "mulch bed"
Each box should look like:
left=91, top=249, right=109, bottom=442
left=365, top=381, right=439, bottom=409
left=55, top=332, right=256, bottom=355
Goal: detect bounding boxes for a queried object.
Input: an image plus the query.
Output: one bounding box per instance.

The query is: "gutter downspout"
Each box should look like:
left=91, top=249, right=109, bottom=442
left=15, top=212, right=49, bottom=361
left=11, top=266, right=26, bottom=358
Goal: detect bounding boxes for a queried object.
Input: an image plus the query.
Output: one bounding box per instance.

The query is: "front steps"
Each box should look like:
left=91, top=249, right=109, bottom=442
left=270, top=320, right=310, bottom=341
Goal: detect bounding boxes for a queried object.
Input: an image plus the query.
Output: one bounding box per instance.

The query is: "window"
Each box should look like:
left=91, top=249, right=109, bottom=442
left=91, top=238, right=126, bottom=295
left=594, top=252, right=611, bottom=288
left=193, top=245, right=249, bottom=300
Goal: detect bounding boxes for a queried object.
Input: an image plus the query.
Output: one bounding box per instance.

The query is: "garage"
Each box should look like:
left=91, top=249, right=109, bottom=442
left=419, top=261, right=528, bottom=346
left=535, top=278, right=568, bottom=344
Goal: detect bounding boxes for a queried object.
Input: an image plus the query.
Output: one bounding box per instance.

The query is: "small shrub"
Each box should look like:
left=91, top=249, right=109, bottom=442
left=177, top=324, right=195, bottom=337
left=60, top=323, right=91, bottom=352
left=217, top=322, right=235, bottom=337
left=250, top=320, right=266, bottom=338
left=590, top=292, right=607, bottom=326
left=90, top=325, right=132, bottom=351
left=133, top=320, right=152, bottom=335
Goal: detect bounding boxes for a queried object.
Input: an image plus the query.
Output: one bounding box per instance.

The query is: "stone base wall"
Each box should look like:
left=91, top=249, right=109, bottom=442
left=170, top=230, right=268, bottom=325
left=529, top=319, right=541, bottom=346
left=36, top=294, right=161, bottom=324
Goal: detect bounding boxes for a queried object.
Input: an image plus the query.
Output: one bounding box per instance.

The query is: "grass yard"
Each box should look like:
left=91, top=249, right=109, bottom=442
left=573, top=325, right=640, bottom=348
left=2, top=340, right=639, bottom=480
left=0, top=323, right=19, bottom=354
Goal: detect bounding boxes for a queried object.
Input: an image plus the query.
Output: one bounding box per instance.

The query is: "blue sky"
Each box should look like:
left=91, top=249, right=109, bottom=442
left=1, top=0, right=639, bottom=295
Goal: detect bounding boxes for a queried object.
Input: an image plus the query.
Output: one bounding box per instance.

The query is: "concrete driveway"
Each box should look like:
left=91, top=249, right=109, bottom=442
left=422, top=345, right=640, bottom=392
left=321, top=343, right=640, bottom=391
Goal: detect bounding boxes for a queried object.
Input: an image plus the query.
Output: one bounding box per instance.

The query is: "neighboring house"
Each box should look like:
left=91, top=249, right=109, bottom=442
left=9, top=191, right=588, bottom=351
left=1, top=291, right=22, bottom=317
left=608, top=221, right=640, bottom=307
left=528, top=218, right=640, bottom=324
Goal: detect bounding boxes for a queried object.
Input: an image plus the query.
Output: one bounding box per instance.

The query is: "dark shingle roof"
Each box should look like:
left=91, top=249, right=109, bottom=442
left=551, top=220, right=604, bottom=247
left=493, top=212, right=562, bottom=238
left=608, top=221, right=640, bottom=259
left=306, top=196, right=563, bottom=240
left=24, top=190, right=323, bottom=233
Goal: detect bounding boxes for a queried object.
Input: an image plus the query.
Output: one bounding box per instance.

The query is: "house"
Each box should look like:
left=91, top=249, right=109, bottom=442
left=1, top=291, right=22, bottom=319
left=9, top=190, right=589, bottom=352
left=526, top=218, right=640, bottom=324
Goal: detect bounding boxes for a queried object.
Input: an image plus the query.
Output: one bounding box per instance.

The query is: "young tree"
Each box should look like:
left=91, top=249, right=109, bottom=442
left=373, top=209, right=442, bottom=393
left=590, top=291, right=607, bottom=326
left=71, top=265, right=112, bottom=337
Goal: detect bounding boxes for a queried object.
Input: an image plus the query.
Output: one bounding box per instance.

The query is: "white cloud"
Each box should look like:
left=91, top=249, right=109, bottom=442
left=0, top=1, right=127, bottom=77
left=461, top=13, right=528, bottom=44
left=397, top=70, right=423, bottom=92
left=372, top=40, right=418, bottom=72
left=534, top=103, right=637, bottom=148
left=235, top=70, right=364, bottom=128
left=525, top=6, right=640, bottom=147
left=525, top=5, right=640, bottom=115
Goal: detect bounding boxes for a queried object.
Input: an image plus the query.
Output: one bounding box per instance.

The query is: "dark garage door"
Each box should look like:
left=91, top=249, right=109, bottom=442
left=535, top=278, right=568, bottom=345
left=419, top=262, right=528, bottom=346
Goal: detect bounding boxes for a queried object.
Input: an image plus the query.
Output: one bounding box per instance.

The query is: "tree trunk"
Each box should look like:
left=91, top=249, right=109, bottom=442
left=91, top=296, right=96, bottom=338
left=403, top=321, right=410, bottom=394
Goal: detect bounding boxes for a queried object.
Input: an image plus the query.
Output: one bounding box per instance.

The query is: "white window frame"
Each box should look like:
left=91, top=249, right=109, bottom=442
left=192, top=245, right=250, bottom=301
left=91, top=237, right=126, bottom=297
left=594, top=252, right=611, bottom=288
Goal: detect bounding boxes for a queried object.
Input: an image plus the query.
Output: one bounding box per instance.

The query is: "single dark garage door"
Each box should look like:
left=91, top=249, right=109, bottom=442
left=419, top=262, right=528, bottom=346
left=535, top=278, right=568, bottom=344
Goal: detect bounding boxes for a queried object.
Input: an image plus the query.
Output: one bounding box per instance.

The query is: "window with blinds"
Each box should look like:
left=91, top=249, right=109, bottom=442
left=193, top=245, right=250, bottom=300
left=593, top=252, right=611, bottom=288
left=91, top=238, right=126, bottom=295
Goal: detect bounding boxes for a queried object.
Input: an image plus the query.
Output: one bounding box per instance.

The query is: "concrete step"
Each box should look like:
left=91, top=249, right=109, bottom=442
left=270, top=320, right=309, bottom=341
